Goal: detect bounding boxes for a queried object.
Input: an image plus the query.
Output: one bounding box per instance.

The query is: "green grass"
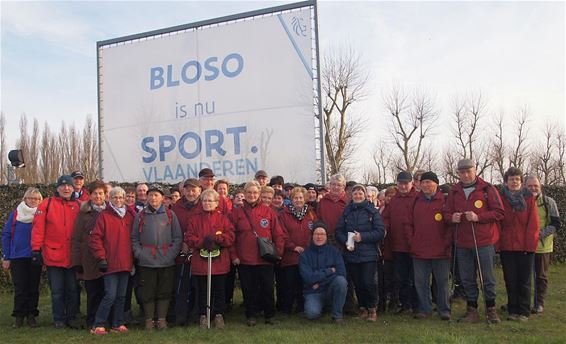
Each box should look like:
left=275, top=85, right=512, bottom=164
left=1, top=265, right=565, bottom=343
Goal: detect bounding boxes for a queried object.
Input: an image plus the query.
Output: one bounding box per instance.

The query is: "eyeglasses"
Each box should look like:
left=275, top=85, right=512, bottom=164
left=202, top=199, right=218, bottom=203
left=26, top=197, right=41, bottom=201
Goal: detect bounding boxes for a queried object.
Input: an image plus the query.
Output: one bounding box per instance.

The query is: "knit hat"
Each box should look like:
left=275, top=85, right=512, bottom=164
left=420, top=171, right=439, bottom=185
left=311, top=221, right=328, bottom=233
left=148, top=184, right=168, bottom=196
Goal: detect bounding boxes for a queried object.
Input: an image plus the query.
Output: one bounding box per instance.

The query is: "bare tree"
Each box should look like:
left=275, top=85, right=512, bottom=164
left=508, top=106, right=530, bottom=171
left=321, top=46, right=368, bottom=176
left=490, top=112, right=507, bottom=181
left=530, top=124, right=558, bottom=185
left=383, top=85, right=438, bottom=173
left=81, top=115, right=99, bottom=180
left=39, top=122, right=57, bottom=183
left=555, top=126, right=566, bottom=185
left=370, top=141, right=393, bottom=184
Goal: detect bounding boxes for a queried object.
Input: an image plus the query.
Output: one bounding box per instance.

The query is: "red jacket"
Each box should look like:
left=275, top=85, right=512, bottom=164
left=279, top=206, right=317, bottom=267
left=229, top=202, right=285, bottom=265
left=31, top=195, right=80, bottom=268
left=171, top=198, right=203, bottom=235
left=443, top=177, right=505, bottom=249
left=498, top=191, right=540, bottom=252
left=381, top=189, right=417, bottom=253
left=185, top=210, right=235, bottom=275
left=75, top=189, right=90, bottom=203
left=222, top=196, right=233, bottom=213
left=316, top=193, right=347, bottom=237
left=89, top=206, right=135, bottom=274
left=406, top=191, right=452, bottom=260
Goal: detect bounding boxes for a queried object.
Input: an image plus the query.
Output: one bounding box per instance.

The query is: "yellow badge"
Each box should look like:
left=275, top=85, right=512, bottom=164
left=434, top=213, right=442, bottom=222
left=215, top=230, right=222, bottom=235
left=474, top=200, right=483, bottom=209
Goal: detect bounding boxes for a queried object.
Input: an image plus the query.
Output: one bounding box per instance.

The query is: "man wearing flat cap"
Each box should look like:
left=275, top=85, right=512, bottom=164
left=198, top=168, right=228, bottom=214
left=255, top=170, right=269, bottom=187
left=443, top=159, right=504, bottom=323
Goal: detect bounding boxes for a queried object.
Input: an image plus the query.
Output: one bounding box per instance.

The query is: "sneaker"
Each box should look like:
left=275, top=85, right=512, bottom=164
left=507, top=314, right=519, bottom=321
left=486, top=307, right=501, bottom=324
left=458, top=306, right=479, bottom=323
left=27, top=316, right=38, bottom=328
left=531, top=305, right=544, bottom=314
left=13, top=316, right=24, bottom=328
left=199, top=315, right=208, bottom=329
left=246, top=317, right=257, bottom=327
left=214, top=314, right=225, bottom=329
left=111, top=325, right=128, bottom=333
left=517, top=315, right=529, bottom=323
left=367, top=308, right=378, bottom=322
left=157, top=319, right=167, bottom=330
left=90, top=326, right=108, bottom=335
left=440, top=312, right=451, bottom=321
left=356, top=307, right=368, bottom=320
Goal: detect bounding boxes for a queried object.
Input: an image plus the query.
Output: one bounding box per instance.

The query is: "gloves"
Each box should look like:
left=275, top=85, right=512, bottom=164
left=214, top=234, right=224, bottom=245
left=540, top=226, right=556, bottom=240
left=203, top=235, right=217, bottom=252
left=97, top=259, right=108, bottom=273
left=31, top=251, right=43, bottom=266
left=74, top=265, right=84, bottom=274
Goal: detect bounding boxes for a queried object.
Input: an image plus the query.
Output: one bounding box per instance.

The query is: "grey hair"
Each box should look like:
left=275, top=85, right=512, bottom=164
left=22, top=187, right=43, bottom=203
left=109, top=186, right=126, bottom=198
left=329, top=174, right=346, bottom=185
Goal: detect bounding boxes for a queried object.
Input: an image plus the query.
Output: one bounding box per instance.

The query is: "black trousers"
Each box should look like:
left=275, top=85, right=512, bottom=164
left=348, top=261, right=378, bottom=309
left=279, top=265, right=303, bottom=314
left=195, top=274, right=227, bottom=316
left=239, top=264, right=275, bottom=319
left=224, top=264, right=237, bottom=308
left=10, top=258, right=42, bottom=317
left=167, top=262, right=195, bottom=325
left=501, top=251, right=534, bottom=317
left=84, top=277, right=105, bottom=327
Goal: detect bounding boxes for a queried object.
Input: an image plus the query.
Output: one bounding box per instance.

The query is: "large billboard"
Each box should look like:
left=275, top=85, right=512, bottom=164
left=98, top=2, right=319, bottom=184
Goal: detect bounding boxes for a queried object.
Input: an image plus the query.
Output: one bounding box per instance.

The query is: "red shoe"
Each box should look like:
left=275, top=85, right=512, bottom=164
left=111, top=325, right=128, bottom=333
left=90, top=326, right=108, bottom=335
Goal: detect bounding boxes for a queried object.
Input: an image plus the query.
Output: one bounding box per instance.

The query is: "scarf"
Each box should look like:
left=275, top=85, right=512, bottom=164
left=327, top=192, right=344, bottom=203
left=501, top=187, right=530, bottom=212
left=92, top=202, right=106, bottom=213
left=16, top=201, right=37, bottom=223
left=110, top=201, right=126, bottom=218
left=288, top=203, right=308, bottom=221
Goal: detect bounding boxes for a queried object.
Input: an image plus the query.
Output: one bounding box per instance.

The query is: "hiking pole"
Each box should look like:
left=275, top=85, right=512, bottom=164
left=532, top=256, right=538, bottom=312
left=451, top=223, right=459, bottom=300
left=470, top=222, right=489, bottom=323
left=207, top=251, right=212, bottom=329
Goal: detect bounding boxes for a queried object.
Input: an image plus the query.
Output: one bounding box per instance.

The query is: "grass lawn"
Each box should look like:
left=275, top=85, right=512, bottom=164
left=1, top=265, right=565, bottom=343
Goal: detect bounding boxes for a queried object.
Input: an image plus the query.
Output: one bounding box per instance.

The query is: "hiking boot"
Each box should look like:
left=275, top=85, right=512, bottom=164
left=413, top=312, right=431, bottom=319
left=214, top=314, right=225, bottom=329
left=246, top=317, right=257, bottom=327
left=395, top=308, right=413, bottom=315
left=367, top=308, right=378, bottom=322
left=440, top=312, right=451, bottom=321
left=144, top=319, right=154, bottom=331
left=486, top=307, right=501, bottom=324
left=27, top=315, right=38, bottom=328
left=199, top=315, right=208, bottom=329
left=90, top=326, right=107, bottom=335
left=356, top=307, right=368, bottom=319
left=67, top=317, right=82, bottom=329
left=332, top=317, right=346, bottom=325
left=157, top=318, right=167, bottom=330
left=13, top=316, right=24, bottom=328
left=458, top=306, right=480, bottom=323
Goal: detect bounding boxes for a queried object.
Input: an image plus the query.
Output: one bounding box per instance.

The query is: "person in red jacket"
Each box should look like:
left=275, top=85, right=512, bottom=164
left=279, top=187, right=318, bottom=315
left=230, top=180, right=284, bottom=326
left=88, top=186, right=135, bottom=335
left=185, top=189, right=235, bottom=329
left=198, top=168, right=229, bottom=214
left=214, top=179, right=233, bottom=212
left=381, top=171, right=418, bottom=314
left=406, top=172, right=452, bottom=320
left=31, top=175, right=81, bottom=329
left=71, top=171, right=90, bottom=203
left=499, top=167, right=540, bottom=322
left=444, top=158, right=504, bottom=324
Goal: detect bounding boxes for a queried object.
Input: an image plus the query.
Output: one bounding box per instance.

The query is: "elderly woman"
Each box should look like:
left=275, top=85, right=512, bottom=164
left=499, top=167, right=539, bottom=322
left=2, top=187, right=43, bottom=328
left=260, top=186, right=275, bottom=207
left=229, top=181, right=284, bottom=326
left=71, top=180, right=107, bottom=329
left=279, top=187, right=318, bottom=315
left=186, top=189, right=235, bottom=329
left=214, top=179, right=233, bottom=211
left=336, top=184, right=385, bottom=322
left=131, top=184, right=182, bottom=331
left=89, top=187, right=135, bottom=334
left=366, top=186, right=379, bottom=208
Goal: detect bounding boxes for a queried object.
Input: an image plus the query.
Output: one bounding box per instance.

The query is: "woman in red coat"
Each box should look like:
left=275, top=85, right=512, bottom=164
left=279, top=187, right=317, bottom=315
left=185, top=189, right=235, bottom=329
left=499, top=167, right=539, bottom=322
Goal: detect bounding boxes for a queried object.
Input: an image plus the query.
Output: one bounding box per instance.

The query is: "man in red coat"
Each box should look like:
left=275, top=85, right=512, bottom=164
left=381, top=171, right=418, bottom=314
left=31, top=175, right=81, bottom=329
left=71, top=171, right=89, bottom=203
left=444, top=158, right=504, bottom=324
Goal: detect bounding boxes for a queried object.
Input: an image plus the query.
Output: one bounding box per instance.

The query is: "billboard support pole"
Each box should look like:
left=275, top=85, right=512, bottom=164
left=313, top=0, right=326, bottom=184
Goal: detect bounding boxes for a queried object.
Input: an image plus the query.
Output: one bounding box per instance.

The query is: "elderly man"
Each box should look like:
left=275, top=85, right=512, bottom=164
left=444, top=159, right=504, bottom=323
left=299, top=222, right=347, bottom=324
left=198, top=168, right=228, bottom=214
left=134, top=183, right=149, bottom=213
left=71, top=171, right=89, bottom=202
left=31, top=175, right=81, bottom=329
left=526, top=175, right=562, bottom=314
left=255, top=170, right=269, bottom=187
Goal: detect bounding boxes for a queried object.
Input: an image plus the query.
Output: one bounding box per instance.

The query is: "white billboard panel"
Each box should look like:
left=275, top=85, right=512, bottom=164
left=99, top=7, right=316, bottom=184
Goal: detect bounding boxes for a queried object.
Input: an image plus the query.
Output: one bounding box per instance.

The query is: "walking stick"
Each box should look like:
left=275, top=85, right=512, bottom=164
left=533, top=256, right=538, bottom=312
left=470, top=222, right=489, bottom=323
left=451, top=223, right=459, bottom=298
left=207, top=251, right=212, bottom=329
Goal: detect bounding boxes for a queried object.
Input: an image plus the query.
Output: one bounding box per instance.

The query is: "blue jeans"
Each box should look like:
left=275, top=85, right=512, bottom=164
left=456, top=245, right=497, bottom=307
left=413, top=258, right=450, bottom=314
left=393, top=252, right=417, bottom=310
left=46, top=267, right=79, bottom=323
left=304, top=275, right=347, bottom=320
left=94, top=272, right=129, bottom=327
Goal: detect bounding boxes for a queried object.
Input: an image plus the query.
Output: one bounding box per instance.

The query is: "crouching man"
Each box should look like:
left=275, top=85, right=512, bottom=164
left=299, top=222, right=347, bottom=324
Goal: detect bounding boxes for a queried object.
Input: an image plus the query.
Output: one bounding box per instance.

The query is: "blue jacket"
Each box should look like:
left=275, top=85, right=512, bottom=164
left=299, top=241, right=346, bottom=295
left=336, top=200, right=385, bottom=263
left=2, top=211, right=33, bottom=259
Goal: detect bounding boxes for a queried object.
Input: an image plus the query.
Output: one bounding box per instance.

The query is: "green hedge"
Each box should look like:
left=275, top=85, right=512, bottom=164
left=1, top=183, right=565, bottom=290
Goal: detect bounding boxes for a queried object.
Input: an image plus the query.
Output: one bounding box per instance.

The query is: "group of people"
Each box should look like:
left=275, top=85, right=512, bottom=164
left=1, top=160, right=561, bottom=334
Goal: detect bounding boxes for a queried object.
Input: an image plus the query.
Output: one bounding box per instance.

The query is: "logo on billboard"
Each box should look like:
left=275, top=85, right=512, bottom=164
left=292, top=17, right=307, bottom=37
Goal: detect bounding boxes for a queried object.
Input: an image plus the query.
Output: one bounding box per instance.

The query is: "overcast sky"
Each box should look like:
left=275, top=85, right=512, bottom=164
left=1, top=0, right=564, bottom=179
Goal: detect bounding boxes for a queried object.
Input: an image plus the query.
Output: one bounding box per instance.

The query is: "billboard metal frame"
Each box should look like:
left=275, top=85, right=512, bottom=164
left=97, top=0, right=325, bottom=183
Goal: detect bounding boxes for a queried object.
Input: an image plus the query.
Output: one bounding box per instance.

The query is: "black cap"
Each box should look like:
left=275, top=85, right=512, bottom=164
left=304, top=183, right=317, bottom=190
left=198, top=168, right=214, bottom=178
left=183, top=178, right=200, bottom=188
left=57, top=175, right=74, bottom=187
left=255, top=170, right=268, bottom=178
left=420, top=171, right=439, bottom=185
left=397, top=171, right=412, bottom=183
left=71, top=171, right=84, bottom=179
